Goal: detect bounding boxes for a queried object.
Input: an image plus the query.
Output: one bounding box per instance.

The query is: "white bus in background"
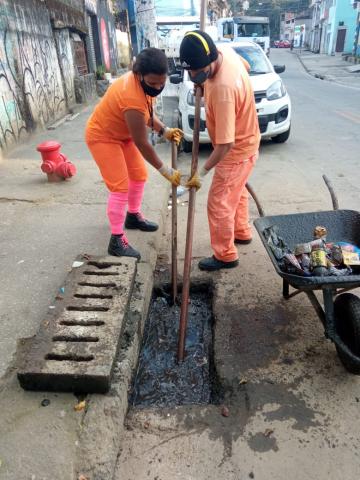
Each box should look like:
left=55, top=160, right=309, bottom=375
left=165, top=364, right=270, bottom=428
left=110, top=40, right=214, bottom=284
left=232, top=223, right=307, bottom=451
left=217, top=16, right=270, bottom=56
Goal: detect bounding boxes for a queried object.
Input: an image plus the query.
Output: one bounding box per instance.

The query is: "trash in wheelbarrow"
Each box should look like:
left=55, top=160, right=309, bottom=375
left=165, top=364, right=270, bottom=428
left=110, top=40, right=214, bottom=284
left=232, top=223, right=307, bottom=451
left=263, top=225, right=358, bottom=277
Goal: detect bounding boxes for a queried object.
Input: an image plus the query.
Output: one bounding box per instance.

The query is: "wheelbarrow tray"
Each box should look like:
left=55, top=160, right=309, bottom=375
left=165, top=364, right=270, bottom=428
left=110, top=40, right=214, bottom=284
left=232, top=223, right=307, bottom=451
left=254, top=209, right=360, bottom=289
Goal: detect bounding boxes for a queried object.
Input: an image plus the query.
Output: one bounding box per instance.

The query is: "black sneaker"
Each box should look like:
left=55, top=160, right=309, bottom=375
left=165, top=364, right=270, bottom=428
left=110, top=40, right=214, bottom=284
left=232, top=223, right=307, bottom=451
left=234, top=238, right=252, bottom=245
left=108, top=234, right=141, bottom=259
left=125, top=212, right=158, bottom=232
left=198, top=256, right=239, bottom=271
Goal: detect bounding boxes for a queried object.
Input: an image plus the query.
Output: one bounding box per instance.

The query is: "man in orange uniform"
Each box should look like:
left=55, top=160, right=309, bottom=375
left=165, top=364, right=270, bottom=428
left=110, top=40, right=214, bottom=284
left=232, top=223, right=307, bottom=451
left=180, top=31, right=260, bottom=271
left=86, top=48, right=183, bottom=260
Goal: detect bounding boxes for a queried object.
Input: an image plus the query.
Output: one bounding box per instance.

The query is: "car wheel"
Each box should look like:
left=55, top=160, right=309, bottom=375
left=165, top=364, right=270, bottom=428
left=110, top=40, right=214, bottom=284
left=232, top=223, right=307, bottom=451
left=272, top=126, right=291, bottom=144
left=182, top=138, right=193, bottom=153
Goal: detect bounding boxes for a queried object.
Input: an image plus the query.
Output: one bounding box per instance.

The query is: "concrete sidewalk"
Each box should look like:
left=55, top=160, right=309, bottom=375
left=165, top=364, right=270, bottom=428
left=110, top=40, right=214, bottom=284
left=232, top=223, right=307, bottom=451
left=0, top=104, right=172, bottom=479
left=291, top=49, right=360, bottom=89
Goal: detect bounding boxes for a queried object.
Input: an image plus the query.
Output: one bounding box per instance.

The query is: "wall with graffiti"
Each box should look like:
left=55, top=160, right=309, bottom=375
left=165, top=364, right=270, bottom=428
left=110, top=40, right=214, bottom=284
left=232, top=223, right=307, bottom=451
left=96, top=0, right=118, bottom=73
left=135, top=0, right=158, bottom=52
left=54, top=29, right=76, bottom=106
left=0, top=0, right=73, bottom=152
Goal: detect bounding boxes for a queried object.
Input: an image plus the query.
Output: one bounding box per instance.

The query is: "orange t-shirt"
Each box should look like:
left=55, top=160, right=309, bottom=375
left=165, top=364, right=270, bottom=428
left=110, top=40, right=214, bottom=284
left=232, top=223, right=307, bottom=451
left=204, top=45, right=260, bottom=160
left=86, top=71, right=154, bottom=143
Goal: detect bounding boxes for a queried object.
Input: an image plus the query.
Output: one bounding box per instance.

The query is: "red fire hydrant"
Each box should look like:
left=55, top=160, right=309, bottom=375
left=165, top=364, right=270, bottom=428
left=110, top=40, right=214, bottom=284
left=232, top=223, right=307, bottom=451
left=37, top=141, right=76, bottom=182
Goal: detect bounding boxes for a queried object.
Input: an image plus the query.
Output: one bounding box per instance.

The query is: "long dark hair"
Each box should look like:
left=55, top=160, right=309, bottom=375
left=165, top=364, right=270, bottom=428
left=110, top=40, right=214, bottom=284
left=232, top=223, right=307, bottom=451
left=132, top=48, right=168, bottom=76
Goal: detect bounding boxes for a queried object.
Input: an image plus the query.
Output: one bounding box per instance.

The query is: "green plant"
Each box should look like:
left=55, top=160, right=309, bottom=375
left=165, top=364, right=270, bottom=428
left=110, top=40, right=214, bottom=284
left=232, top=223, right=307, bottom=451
left=96, top=65, right=106, bottom=80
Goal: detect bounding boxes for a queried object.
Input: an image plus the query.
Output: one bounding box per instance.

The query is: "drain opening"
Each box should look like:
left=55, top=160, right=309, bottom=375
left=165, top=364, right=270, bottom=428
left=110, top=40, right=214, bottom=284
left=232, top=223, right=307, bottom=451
left=87, top=261, right=117, bottom=269
left=66, top=306, right=109, bottom=312
left=74, top=294, right=113, bottom=299
left=78, top=282, right=117, bottom=288
left=59, top=320, right=105, bottom=326
left=52, top=336, right=99, bottom=342
left=83, top=271, right=119, bottom=276
left=130, top=285, right=222, bottom=408
left=45, top=353, right=94, bottom=362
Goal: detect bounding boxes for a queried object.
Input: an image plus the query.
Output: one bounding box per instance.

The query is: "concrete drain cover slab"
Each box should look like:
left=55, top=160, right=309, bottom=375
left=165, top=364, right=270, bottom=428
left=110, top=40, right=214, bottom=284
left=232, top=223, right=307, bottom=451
left=17, top=256, right=136, bottom=393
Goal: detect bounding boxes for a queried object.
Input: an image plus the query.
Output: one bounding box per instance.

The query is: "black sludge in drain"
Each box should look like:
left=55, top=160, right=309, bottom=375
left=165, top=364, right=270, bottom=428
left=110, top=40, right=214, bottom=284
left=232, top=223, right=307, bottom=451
left=131, top=292, right=214, bottom=408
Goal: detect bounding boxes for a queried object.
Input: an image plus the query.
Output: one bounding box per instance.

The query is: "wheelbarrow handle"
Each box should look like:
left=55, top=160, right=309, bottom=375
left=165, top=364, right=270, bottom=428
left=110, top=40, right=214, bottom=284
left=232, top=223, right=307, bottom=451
left=322, top=175, right=339, bottom=211
left=246, top=182, right=265, bottom=218
left=246, top=175, right=338, bottom=218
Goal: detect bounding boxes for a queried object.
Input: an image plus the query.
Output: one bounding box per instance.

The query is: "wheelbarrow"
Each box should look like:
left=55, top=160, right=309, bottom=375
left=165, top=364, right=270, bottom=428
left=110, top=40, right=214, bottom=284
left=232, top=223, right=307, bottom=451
left=250, top=176, right=360, bottom=374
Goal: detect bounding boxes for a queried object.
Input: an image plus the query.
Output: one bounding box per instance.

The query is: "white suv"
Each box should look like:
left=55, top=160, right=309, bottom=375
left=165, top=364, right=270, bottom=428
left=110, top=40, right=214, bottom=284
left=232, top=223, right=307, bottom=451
left=171, top=41, right=291, bottom=152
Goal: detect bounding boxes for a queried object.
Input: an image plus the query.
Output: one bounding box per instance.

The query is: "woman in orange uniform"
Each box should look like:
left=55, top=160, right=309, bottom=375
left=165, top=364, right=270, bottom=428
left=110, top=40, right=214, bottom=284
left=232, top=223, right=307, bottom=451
left=85, top=48, right=183, bottom=260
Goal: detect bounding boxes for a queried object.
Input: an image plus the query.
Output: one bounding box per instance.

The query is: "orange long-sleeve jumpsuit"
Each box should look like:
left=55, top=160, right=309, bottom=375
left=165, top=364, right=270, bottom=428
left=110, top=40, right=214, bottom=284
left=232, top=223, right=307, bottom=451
left=204, top=45, right=260, bottom=262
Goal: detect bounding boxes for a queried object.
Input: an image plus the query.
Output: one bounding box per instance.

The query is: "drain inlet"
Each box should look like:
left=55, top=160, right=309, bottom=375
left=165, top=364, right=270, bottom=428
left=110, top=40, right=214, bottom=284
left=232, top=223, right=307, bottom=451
left=66, top=306, right=109, bottom=312
left=87, top=261, right=120, bottom=269
left=131, top=285, right=222, bottom=408
left=78, top=282, right=117, bottom=288
left=52, top=336, right=99, bottom=342
left=59, top=320, right=105, bottom=326
left=83, top=271, right=119, bottom=276
left=45, top=353, right=94, bottom=362
left=74, top=294, right=113, bottom=299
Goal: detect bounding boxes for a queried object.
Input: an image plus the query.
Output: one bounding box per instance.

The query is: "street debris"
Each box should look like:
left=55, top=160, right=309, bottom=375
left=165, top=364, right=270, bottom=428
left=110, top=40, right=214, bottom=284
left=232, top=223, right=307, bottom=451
left=221, top=406, right=230, bottom=417
left=82, top=253, right=91, bottom=260
left=144, top=421, right=150, bottom=429
left=72, top=260, right=84, bottom=268
left=17, top=259, right=25, bottom=264
left=239, top=377, right=247, bottom=385
left=264, top=225, right=358, bottom=277
left=263, top=428, right=274, bottom=437
left=41, top=399, right=50, bottom=407
left=249, top=473, right=255, bottom=479
left=74, top=400, right=86, bottom=412
left=78, top=475, right=89, bottom=480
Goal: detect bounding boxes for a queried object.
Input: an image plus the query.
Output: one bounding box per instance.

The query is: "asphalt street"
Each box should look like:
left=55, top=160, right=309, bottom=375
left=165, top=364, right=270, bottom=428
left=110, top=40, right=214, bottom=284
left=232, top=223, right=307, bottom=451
left=115, top=50, right=360, bottom=480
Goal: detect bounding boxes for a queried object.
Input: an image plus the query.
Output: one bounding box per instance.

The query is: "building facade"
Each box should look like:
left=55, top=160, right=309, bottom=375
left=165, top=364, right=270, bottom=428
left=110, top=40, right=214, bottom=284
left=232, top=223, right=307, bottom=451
left=309, top=0, right=358, bottom=55
left=0, top=0, right=118, bottom=154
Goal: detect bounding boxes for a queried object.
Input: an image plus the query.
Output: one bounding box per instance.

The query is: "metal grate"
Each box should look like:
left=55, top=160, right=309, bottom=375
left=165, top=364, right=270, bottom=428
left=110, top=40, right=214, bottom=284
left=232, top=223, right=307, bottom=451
left=17, top=256, right=137, bottom=393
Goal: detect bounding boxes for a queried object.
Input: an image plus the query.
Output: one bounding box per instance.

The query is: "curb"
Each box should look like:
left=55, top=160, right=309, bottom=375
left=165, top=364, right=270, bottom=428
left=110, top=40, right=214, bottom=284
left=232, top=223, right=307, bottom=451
left=293, top=51, right=360, bottom=91
left=75, top=174, right=170, bottom=480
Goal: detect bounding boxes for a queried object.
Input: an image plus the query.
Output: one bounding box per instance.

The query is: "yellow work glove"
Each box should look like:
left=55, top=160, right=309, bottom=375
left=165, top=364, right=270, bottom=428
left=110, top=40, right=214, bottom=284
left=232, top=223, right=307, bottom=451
left=158, top=165, right=181, bottom=186
left=163, top=127, right=184, bottom=146
left=185, top=166, right=209, bottom=191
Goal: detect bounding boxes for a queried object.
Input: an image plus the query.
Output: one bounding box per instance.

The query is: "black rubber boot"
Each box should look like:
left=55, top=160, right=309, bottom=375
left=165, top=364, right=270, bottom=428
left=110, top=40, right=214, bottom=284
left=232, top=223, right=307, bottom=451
left=125, top=212, right=158, bottom=232
left=108, top=234, right=141, bottom=259
left=234, top=238, right=252, bottom=245
left=198, top=256, right=239, bottom=272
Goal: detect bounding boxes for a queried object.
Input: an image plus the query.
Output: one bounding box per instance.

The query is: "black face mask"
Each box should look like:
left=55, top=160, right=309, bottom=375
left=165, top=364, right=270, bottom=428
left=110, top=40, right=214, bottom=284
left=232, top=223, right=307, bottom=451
left=140, top=78, right=164, bottom=97
left=189, top=69, right=210, bottom=85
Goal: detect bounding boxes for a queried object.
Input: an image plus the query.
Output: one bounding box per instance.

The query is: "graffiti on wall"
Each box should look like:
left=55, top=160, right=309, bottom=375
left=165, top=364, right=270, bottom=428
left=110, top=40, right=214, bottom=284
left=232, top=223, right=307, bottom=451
left=85, top=0, right=97, bottom=14
left=97, top=1, right=118, bottom=72
left=0, top=0, right=66, bottom=151
left=100, top=18, right=111, bottom=71
left=54, top=29, right=76, bottom=105
left=135, top=0, right=158, bottom=51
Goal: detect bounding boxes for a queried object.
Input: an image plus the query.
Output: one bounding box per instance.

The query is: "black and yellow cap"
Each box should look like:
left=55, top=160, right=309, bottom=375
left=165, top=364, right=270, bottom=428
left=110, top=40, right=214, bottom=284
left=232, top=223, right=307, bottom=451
left=180, top=30, right=218, bottom=70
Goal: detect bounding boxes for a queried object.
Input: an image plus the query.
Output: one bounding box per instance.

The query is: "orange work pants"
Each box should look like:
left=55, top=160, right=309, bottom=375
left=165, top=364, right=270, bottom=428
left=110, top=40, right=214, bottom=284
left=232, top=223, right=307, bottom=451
left=86, top=139, right=148, bottom=192
left=207, top=153, right=257, bottom=262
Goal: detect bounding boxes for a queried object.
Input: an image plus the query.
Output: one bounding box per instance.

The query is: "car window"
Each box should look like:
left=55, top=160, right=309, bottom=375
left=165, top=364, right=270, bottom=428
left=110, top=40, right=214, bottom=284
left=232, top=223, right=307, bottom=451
left=237, top=23, right=269, bottom=37
left=232, top=45, right=272, bottom=75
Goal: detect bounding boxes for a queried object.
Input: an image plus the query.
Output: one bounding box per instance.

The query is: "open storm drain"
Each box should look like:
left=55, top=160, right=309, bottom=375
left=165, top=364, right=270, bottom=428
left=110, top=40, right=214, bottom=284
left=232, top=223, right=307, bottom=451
left=131, top=287, right=221, bottom=408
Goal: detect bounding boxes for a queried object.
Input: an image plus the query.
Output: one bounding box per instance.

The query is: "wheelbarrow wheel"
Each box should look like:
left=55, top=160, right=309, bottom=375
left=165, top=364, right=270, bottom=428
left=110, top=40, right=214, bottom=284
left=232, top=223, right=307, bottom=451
left=334, top=293, right=360, bottom=374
